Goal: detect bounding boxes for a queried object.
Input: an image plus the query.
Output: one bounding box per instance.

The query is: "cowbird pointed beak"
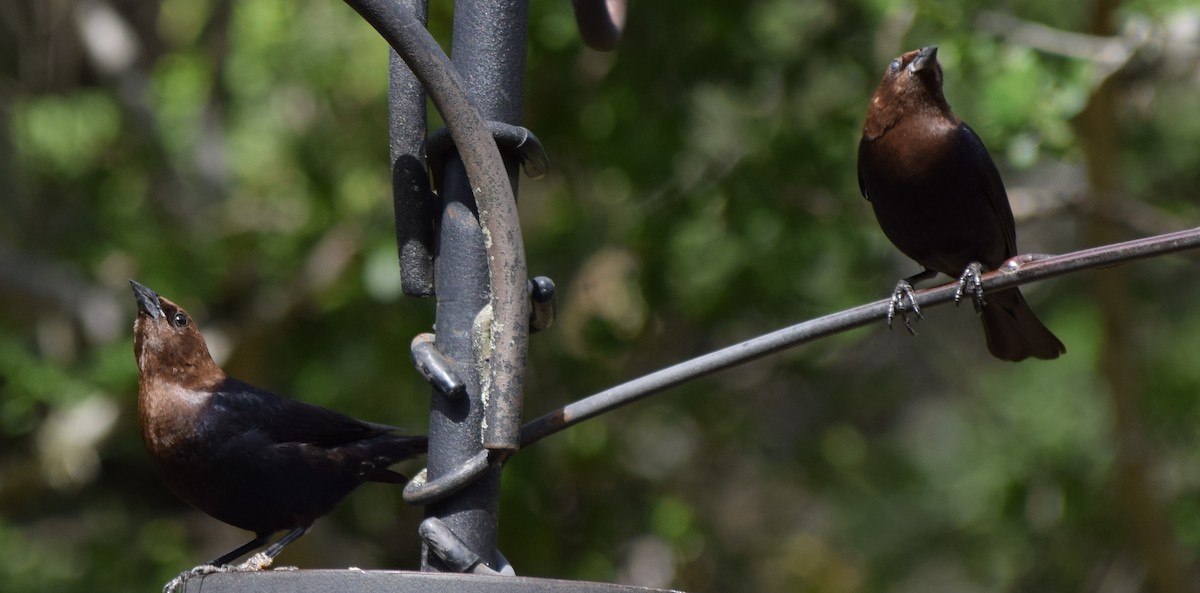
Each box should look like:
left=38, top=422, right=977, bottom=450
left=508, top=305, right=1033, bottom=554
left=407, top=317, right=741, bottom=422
left=910, top=46, right=938, bottom=72
left=130, top=280, right=164, bottom=319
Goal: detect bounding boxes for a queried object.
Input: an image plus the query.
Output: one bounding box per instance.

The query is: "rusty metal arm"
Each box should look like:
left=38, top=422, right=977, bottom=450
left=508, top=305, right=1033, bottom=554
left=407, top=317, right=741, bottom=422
left=521, top=226, right=1200, bottom=446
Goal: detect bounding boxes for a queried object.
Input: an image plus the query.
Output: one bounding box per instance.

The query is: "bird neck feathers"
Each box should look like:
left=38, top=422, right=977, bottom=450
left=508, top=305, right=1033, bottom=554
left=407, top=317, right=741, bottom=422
left=862, top=92, right=958, bottom=143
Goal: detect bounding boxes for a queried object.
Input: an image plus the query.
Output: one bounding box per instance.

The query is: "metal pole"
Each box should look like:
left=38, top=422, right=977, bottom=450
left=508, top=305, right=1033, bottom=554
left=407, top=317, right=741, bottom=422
left=422, top=0, right=530, bottom=571
left=423, top=168, right=500, bottom=571
left=343, top=8, right=528, bottom=569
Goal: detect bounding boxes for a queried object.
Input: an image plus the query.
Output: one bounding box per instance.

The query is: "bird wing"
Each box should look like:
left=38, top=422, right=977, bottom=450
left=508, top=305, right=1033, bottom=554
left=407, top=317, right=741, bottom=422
left=957, top=123, right=1018, bottom=257
left=207, top=377, right=398, bottom=448
left=856, top=139, right=871, bottom=201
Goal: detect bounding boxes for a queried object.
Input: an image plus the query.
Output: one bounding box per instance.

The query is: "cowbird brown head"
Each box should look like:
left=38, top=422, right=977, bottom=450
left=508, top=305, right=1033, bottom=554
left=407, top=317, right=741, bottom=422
left=858, top=47, right=1065, bottom=361
left=131, top=280, right=223, bottom=392
left=862, top=46, right=954, bottom=143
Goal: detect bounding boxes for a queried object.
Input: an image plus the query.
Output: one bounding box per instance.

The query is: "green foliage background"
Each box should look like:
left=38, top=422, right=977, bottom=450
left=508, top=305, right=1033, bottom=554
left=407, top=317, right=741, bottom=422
left=2, top=0, right=1199, bottom=591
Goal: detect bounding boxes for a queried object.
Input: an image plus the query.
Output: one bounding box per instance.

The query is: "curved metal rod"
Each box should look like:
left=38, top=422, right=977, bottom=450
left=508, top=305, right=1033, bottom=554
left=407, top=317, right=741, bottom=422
left=411, top=333, right=467, bottom=400
left=345, top=0, right=529, bottom=452
left=520, top=227, right=1200, bottom=446
left=572, top=0, right=626, bottom=51
left=403, top=449, right=493, bottom=506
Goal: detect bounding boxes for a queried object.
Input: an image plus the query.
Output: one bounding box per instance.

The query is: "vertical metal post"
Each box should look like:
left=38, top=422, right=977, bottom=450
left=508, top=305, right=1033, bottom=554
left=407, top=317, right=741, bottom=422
left=421, top=0, right=531, bottom=571
left=450, top=0, right=530, bottom=135
left=423, top=169, right=500, bottom=572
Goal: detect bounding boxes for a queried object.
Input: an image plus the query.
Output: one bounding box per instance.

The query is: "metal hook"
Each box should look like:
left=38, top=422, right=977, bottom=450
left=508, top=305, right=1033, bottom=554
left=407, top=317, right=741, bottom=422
left=411, top=333, right=467, bottom=400
left=426, top=122, right=549, bottom=191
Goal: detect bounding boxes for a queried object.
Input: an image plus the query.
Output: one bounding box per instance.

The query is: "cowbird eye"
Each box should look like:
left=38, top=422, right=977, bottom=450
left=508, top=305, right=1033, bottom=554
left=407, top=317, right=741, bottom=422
left=171, top=312, right=189, bottom=328
left=889, top=59, right=901, bottom=72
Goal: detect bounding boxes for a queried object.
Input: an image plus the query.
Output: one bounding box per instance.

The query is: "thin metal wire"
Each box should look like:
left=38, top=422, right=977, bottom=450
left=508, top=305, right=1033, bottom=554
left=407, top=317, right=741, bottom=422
left=521, top=226, right=1200, bottom=447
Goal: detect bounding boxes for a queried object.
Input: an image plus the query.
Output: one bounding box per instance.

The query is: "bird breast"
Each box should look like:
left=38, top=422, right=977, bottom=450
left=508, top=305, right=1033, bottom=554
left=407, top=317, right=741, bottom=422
left=139, top=379, right=210, bottom=454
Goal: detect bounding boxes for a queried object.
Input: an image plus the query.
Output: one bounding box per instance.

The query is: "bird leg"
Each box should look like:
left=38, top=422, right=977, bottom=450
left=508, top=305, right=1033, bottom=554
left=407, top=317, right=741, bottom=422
left=160, top=532, right=273, bottom=592
left=160, top=528, right=311, bottom=593
left=208, top=532, right=274, bottom=566
left=260, top=525, right=311, bottom=562
left=888, top=268, right=937, bottom=334
left=954, top=262, right=986, bottom=313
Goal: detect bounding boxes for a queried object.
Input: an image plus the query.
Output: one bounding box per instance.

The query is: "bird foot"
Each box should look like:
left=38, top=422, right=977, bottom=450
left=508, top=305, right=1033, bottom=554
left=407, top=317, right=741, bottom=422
left=160, top=554, right=283, bottom=593
left=238, top=552, right=275, bottom=571
left=887, top=280, right=923, bottom=335
left=161, top=564, right=223, bottom=593
left=954, top=262, right=986, bottom=313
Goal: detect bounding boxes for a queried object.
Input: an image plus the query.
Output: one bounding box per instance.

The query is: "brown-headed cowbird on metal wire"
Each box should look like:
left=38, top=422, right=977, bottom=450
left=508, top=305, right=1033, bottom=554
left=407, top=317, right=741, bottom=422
left=129, top=280, right=426, bottom=587
left=857, top=46, right=1065, bottom=361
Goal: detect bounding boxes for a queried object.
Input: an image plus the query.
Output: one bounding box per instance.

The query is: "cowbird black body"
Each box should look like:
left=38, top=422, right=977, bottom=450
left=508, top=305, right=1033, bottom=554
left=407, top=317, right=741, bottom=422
left=130, top=280, right=426, bottom=568
left=857, top=46, right=1064, bottom=361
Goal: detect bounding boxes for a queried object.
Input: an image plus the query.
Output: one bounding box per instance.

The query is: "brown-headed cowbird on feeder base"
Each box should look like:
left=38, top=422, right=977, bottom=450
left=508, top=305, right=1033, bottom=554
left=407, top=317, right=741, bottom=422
left=129, top=280, right=426, bottom=589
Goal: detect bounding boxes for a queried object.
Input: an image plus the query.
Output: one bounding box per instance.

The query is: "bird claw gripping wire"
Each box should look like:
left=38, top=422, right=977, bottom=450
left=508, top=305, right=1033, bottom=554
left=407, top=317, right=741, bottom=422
left=887, top=279, right=923, bottom=335
left=954, top=262, right=986, bottom=314
left=160, top=553, right=292, bottom=593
